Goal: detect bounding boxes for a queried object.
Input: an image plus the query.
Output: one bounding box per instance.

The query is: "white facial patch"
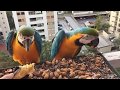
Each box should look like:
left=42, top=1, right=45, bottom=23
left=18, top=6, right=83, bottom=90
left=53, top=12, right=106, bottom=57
left=17, top=33, right=24, bottom=44
left=17, top=33, right=34, bottom=45
left=79, top=35, right=98, bottom=44
left=82, top=35, right=97, bottom=40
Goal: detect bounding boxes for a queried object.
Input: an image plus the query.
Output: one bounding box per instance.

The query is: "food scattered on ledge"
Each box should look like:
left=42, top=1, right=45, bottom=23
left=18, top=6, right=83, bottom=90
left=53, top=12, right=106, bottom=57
left=0, top=54, right=119, bottom=79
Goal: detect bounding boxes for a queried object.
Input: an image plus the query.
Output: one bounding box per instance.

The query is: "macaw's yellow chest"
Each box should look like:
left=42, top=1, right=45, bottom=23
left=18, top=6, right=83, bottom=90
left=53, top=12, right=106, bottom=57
left=12, top=39, right=40, bottom=65
left=55, top=34, right=84, bottom=60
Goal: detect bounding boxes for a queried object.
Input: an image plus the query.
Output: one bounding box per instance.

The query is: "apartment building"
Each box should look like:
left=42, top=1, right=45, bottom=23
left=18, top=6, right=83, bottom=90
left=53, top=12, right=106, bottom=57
left=46, top=11, right=58, bottom=40
left=0, top=11, right=10, bottom=40
left=109, top=11, right=120, bottom=38
left=12, top=11, right=58, bottom=41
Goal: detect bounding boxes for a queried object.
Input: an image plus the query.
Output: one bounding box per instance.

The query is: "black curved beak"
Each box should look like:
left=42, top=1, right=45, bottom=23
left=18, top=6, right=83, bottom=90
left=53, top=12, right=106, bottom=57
left=24, top=39, right=32, bottom=52
left=87, top=38, right=99, bottom=48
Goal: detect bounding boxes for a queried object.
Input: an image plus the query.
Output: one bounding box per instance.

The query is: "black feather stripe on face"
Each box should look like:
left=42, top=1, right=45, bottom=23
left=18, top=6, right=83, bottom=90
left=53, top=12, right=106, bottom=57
left=87, top=38, right=99, bottom=47
left=75, top=38, right=85, bottom=46
left=17, top=40, right=24, bottom=47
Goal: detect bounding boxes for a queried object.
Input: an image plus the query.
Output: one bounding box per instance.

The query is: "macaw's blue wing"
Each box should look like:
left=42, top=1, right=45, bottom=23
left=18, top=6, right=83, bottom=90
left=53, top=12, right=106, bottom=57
left=6, top=30, right=16, bottom=55
left=34, top=31, right=42, bottom=54
left=51, top=30, right=65, bottom=59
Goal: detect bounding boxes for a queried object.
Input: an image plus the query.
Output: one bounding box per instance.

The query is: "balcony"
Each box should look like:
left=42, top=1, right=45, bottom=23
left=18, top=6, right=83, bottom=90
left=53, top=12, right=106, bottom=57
left=28, top=14, right=44, bottom=18
left=33, top=26, right=44, bottom=30
left=29, top=11, right=42, bottom=15
left=30, top=20, right=44, bottom=24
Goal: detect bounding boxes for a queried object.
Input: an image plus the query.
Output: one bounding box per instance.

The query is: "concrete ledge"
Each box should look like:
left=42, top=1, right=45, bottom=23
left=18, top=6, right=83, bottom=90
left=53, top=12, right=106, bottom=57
left=109, top=60, right=120, bottom=68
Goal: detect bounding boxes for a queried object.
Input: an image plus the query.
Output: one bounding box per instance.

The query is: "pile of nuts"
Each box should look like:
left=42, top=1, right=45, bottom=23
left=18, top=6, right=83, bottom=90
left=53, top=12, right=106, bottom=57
left=0, top=54, right=120, bottom=79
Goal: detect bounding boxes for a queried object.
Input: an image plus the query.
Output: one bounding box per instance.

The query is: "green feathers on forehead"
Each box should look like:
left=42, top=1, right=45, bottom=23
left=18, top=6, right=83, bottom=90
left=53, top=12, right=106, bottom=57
left=66, top=27, right=99, bottom=37
left=18, top=26, right=35, bottom=36
left=79, top=27, right=99, bottom=36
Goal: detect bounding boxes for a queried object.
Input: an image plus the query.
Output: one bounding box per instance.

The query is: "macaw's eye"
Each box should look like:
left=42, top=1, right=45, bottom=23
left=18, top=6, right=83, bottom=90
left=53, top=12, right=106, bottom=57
left=87, top=38, right=99, bottom=47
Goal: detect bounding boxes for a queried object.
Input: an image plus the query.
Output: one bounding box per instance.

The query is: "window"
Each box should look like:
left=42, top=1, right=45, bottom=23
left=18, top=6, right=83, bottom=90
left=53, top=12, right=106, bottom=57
left=18, top=19, right=24, bottom=22
left=35, top=11, right=42, bottom=14
left=114, top=26, right=116, bottom=30
left=21, top=19, right=24, bottom=22
left=31, top=24, right=37, bottom=27
left=47, top=16, right=50, bottom=19
left=41, top=35, right=45, bottom=39
left=36, top=17, right=43, bottom=20
left=51, top=16, right=54, bottom=18
left=17, top=12, right=20, bottom=15
left=30, top=18, right=36, bottom=21
left=117, top=29, right=120, bottom=32
left=38, top=29, right=44, bottom=32
left=0, top=32, right=3, bottom=35
left=38, top=23, right=44, bottom=27
left=18, top=19, right=21, bottom=22
left=119, top=24, right=120, bottom=27
left=6, top=31, right=7, bottom=33
left=21, top=12, right=25, bottom=15
left=29, top=11, right=35, bottom=15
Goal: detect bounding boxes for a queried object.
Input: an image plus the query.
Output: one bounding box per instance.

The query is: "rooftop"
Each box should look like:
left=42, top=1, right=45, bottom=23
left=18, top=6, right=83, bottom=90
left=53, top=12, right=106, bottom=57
left=103, top=51, right=120, bottom=61
left=97, top=35, right=113, bottom=48
left=73, top=11, right=109, bottom=17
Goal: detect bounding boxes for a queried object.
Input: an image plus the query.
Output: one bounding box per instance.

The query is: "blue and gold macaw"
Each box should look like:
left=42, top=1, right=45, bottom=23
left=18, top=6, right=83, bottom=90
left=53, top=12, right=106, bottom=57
left=51, top=27, right=99, bottom=60
left=6, top=25, right=42, bottom=65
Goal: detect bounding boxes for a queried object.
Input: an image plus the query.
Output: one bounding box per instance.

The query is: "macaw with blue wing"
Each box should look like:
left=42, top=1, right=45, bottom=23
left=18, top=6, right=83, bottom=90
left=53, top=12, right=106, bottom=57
left=51, top=27, right=99, bottom=60
left=6, top=25, right=42, bottom=65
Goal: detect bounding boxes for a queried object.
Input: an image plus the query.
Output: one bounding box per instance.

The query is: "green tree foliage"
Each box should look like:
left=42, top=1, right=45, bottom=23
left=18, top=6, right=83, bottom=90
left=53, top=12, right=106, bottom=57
left=0, top=52, right=19, bottom=69
left=41, top=41, right=52, bottom=63
left=94, top=15, right=110, bottom=32
left=101, top=23, right=110, bottom=32
left=113, top=37, right=120, bottom=49
left=95, top=15, right=103, bottom=30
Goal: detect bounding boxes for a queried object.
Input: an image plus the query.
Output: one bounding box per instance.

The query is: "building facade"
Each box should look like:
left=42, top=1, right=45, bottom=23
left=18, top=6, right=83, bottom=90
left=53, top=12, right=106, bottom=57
left=0, top=11, right=10, bottom=40
left=109, top=11, right=120, bottom=38
left=12, top=11, right=58, bottom=41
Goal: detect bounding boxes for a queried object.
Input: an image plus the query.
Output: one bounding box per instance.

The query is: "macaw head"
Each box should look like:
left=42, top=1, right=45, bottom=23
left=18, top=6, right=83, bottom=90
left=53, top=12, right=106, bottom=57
left=75, top=27, right=99, bottom=48
left=17, top=25, right=35, bottom=52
